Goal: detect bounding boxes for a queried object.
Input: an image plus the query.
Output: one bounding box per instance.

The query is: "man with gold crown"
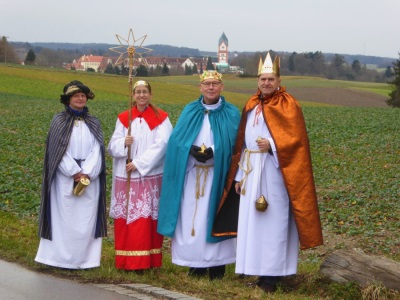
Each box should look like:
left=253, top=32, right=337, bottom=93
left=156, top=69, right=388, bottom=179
left=212, top=52, right=323, bottom=292
left=157, top=71, right=240, bottom=280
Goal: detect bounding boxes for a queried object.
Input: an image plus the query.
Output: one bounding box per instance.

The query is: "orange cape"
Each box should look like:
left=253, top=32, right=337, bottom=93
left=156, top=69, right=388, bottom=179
left=213, top=87, right=323, bottom=250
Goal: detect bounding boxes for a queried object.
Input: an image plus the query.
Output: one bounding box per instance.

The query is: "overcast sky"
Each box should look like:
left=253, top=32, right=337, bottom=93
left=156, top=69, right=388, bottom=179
left=1, top=0, right=399, bottom=58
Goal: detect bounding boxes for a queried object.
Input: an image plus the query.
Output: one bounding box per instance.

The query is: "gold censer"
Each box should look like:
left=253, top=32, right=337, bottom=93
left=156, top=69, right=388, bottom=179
left=73, top=177, right=90, bottom=196
left=255, top=195, right=268, bottom=212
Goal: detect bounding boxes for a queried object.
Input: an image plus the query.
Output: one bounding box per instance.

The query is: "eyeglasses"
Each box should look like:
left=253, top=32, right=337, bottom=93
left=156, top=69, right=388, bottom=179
left=201, top=81, right=222, bottom=87
left=134, top=90, right=149, bottom=95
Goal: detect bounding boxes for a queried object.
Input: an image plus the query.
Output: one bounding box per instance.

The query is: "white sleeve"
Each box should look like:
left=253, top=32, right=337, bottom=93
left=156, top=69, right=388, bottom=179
left=107, top=119, right=128, bottom=158
left=132, top=117, right=173, bottom=176
left=58, top=151, right=81, bottom=177
left=81, top=138, right=102, bottom=180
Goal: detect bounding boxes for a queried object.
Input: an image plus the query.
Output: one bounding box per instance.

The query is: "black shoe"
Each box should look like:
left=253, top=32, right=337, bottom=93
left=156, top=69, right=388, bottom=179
left=258, top=282, right=277, bottom=293
left=257, top=276, right=282, bottom=293
left=188, top=267, right=207, bottom=277
left=209, top=265, right=225, bottom=280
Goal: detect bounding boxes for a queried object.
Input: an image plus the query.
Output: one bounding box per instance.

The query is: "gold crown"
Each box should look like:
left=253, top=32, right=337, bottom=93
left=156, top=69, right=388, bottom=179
left=133, top=80, right=149, bottom=90
left=258, top=52, right=280, bottom=77
left=200, top=70, right=222, bottom=83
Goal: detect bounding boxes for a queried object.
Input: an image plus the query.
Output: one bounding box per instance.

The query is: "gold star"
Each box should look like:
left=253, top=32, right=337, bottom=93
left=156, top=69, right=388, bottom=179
left=109, top=28, right=153, bottom=70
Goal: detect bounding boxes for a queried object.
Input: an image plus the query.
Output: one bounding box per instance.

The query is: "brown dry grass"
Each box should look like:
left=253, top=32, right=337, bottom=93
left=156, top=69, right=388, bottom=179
left=288, top=87, right=387, bottom=107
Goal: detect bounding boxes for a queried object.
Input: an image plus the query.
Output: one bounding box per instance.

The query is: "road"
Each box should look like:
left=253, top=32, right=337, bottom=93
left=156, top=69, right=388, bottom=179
left=0, top=260, right=196, bottom=300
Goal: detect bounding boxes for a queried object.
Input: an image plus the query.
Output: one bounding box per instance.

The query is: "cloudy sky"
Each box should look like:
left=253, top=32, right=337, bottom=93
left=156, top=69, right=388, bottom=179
left=1, top=0, right=399, bottom=58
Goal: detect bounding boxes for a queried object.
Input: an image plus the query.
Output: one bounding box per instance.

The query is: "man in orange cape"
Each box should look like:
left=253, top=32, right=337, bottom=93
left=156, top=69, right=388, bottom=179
left=213, top=52, right=323, bottom=293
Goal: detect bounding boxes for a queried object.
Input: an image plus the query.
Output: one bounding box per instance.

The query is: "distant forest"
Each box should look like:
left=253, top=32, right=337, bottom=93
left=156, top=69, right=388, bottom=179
left=2, top=40, right=398, bottom=83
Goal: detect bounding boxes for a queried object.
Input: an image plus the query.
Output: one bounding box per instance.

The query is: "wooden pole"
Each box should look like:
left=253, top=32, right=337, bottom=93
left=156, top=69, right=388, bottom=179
left=126, top=46, right=135, bottom=216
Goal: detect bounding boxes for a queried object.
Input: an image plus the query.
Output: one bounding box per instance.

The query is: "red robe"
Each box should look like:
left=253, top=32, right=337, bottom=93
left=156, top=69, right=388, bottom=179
left=111, top=106, right=169, bottom=270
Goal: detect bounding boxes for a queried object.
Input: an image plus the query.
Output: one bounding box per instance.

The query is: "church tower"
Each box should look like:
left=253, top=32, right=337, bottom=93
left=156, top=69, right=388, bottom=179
left=218, top=32, right=228, bottom=64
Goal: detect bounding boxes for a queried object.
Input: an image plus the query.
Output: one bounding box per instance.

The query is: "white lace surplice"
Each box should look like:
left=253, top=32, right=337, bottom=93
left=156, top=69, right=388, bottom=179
left=108, top=115, right=173, bottom=223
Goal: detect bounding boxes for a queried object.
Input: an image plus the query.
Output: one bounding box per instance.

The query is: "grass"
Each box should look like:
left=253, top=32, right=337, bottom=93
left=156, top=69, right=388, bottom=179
left=0, top=64, right=399, bottom=299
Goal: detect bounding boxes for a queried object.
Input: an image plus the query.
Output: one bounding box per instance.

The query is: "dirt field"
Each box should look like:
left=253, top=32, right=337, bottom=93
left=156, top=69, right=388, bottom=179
left=227, top=86, right=389, bottom=108
left=288, top=87, right=388, bottom=108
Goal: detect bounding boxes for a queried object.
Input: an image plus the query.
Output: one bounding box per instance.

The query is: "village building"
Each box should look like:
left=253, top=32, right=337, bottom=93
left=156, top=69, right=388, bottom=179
left=140, top=56, right=207, bottom=72
left=65, top=55, right=117, bottom=72
left=64, top=33, right=242, bottom=74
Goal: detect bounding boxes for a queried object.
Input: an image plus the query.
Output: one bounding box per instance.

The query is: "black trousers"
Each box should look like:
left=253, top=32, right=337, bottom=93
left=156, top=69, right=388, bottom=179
left=258, top=275, right=282, bottom=285
left=188, top=265, right=226, bottom=280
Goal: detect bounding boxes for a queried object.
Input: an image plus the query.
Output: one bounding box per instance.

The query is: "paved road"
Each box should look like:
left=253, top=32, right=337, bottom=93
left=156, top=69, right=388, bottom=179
left=0, top=260, right=200, bottom=300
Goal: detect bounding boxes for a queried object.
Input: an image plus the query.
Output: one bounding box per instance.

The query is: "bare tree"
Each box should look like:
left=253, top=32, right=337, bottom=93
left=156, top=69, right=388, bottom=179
left=386, top=53, right=400, bottom=108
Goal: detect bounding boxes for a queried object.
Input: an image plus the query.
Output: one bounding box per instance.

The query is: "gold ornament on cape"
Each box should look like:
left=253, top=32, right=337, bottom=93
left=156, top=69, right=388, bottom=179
left=73, top=177, right=90, bottom=196
left=198, top=143, right=207, bottom=154
left=255, top=195, right=268, bottom=212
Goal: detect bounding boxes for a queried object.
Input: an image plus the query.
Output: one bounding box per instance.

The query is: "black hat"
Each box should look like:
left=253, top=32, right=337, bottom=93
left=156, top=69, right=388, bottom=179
left=60, top=80, right=95, bottom=105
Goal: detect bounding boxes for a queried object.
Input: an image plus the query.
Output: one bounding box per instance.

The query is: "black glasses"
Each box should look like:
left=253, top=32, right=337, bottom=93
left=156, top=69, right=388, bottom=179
left=201, top=81, right=221, bottom=87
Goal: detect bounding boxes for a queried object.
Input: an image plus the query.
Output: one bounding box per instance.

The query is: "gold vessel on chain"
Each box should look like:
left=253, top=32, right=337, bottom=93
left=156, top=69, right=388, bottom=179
left=255, top=195, right=268, bottom=212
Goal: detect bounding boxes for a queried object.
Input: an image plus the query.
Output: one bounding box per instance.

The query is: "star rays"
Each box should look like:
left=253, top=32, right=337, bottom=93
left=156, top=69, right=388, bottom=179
left=109, top=28, right=153, bottom=76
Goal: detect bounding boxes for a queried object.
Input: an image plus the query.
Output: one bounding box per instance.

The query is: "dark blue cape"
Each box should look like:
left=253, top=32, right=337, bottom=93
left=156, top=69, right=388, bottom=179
left=157, top=96, right=240, bottom=243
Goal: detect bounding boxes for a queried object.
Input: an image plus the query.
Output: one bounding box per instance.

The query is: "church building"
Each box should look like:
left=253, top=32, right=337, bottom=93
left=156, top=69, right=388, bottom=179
left=218, top=32, right=228, bottom=64
left=216, top=32, right=230, bottom=72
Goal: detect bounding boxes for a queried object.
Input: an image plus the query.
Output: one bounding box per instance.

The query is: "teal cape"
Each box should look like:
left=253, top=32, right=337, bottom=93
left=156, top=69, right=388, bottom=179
left=157, top=96, right=240, bottom=243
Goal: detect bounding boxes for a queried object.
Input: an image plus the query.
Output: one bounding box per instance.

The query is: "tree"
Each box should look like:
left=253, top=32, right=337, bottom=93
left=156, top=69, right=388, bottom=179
left=24, top=49, right=36, bottom=65
left=327, top=54, right=347, bottom=79
left=184, top=64, right=192, bottom=75
left=119, top=64, right=129, bottom=76
left=192, top=64, right=198, bottom=74
left=309, top=51, right=326, bottom=74
left=1, top=36, right=19, bottom=64
left=288, top=52, right=297, bottom=72
left=104, top=63, right=116, bottom=74
left=243, top=52, right=262, bottom=76
left=136, top=64, right=149, bottom=77
left=162, top=62, right=169, bottom=76
left=293, top=54, right=309, bottom=75
left=386, top=53, right=400, bottom=108
left=206, top=56, right=214, bottom=70
left=332, top=54, right=346, bottom=68
left=351, top=59, right=361, bottom=73
left=384, top=66, right=393, bottom=78
left=155, top=65, right=163, bottom=76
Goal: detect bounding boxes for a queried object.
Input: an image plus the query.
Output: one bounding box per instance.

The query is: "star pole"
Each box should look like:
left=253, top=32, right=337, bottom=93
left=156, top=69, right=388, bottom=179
left=109, top=28, right=153, bottom=217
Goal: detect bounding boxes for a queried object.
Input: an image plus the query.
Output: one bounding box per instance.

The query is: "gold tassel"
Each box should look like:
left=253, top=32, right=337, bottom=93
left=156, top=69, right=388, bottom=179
left=191, top=165, right=211, bottom=237
left=74, top=117, right=82, bottom=127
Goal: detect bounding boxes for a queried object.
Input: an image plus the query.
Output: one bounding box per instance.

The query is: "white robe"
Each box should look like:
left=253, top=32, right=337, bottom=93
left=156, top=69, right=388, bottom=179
left=234, top=107, right=299, bottom=276
left=172, top=99, right=236, bottom=268
left=35, top=120, right=103, bottom=269
left=108, top=116, right=173, bottom=221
